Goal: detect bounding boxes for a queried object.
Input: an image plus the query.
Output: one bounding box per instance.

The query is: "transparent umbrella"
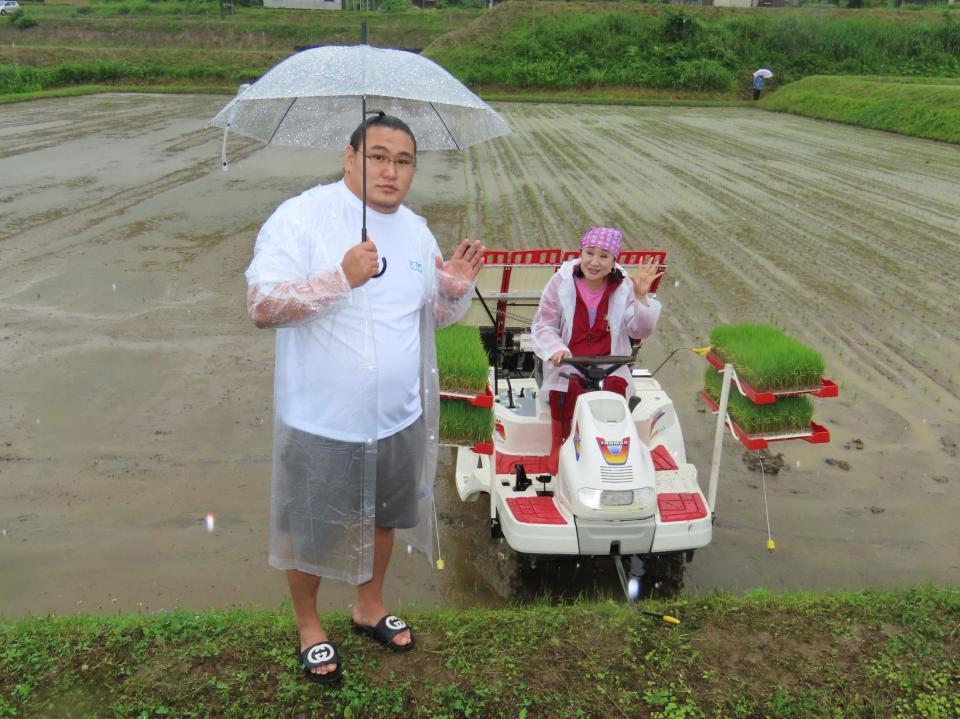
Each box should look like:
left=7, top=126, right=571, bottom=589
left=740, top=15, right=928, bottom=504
left=753, top=68, right=774, bottom=79
left=208, top=41, right=512, bottom=275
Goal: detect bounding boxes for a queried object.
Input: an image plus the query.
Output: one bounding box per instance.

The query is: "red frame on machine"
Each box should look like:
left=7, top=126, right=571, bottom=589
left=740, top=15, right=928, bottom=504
left=480, top=248, right=668, bottom=350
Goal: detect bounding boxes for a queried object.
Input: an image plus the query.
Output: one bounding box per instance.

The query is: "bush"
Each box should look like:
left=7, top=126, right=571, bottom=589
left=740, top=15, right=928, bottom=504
left=10, top=11, right=38, bottom=28
left=377, top=0, right=409, bottom=12
left=674, top=58, right=735, bottom=91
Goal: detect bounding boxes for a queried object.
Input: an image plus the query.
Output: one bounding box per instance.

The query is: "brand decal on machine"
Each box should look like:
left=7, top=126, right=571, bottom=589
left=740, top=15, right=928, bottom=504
left=574, top=423, right=581, bottom=461
left=494, top=420, right=506, bottom=443
left=596, top=437, right=630, bottom=465
left=650, top=409, right=666, bottom=438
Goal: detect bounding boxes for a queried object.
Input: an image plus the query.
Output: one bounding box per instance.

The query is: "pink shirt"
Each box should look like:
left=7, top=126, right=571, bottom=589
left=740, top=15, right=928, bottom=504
left=574, top=276, right=606, bottom=326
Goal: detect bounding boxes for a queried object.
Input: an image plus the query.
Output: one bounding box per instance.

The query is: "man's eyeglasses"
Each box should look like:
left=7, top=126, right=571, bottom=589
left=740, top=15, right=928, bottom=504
left=365, top=153, right=416, bottom=170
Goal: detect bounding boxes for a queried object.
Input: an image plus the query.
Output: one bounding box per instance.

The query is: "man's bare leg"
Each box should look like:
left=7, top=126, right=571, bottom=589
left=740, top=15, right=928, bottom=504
left=352, top=526, right=412, bottom=648
left=286, top=569, right=338, bottom=676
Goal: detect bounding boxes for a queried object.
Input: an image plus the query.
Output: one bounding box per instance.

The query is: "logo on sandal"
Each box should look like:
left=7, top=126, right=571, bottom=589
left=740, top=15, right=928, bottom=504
left=307, top=644, right=334, bottom=664
left=597, top=437, right=630, bottom=465
left=385, top=616, right=406, bottom=631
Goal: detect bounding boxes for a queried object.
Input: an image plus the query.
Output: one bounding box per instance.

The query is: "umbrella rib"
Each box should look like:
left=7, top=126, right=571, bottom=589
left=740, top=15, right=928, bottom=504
left=267, top=97, right=299, bottom=145
left=428, top=102, right=461, bottom=151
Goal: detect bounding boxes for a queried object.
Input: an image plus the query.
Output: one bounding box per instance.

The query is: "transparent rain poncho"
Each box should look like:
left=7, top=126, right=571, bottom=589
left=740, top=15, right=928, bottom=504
left=530, top=259, right=663, bottom=395
left=245, top=181, right=473, bottom=585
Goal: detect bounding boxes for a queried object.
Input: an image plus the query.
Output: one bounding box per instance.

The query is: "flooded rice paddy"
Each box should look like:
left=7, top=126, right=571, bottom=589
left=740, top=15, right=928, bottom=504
left=1, top=94, right=958, bottom=617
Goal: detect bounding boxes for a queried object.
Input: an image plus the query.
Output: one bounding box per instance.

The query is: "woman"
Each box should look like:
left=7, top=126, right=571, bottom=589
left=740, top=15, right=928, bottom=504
left=531, top=227, right=663, bottom=458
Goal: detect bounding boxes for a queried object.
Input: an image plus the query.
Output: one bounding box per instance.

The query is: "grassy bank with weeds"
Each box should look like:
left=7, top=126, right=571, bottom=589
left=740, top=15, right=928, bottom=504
left=425, top=1, right=960, bottom=93
left=3, top=1, right=960, bottom=101
left=760, top=74, right=960, bottom=143
left=2, top=587, right=958, bottom=718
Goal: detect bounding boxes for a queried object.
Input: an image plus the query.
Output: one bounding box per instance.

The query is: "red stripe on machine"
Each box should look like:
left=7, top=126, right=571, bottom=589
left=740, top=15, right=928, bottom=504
left=657, top=493, right=708, bottom=522
left=506, top=497, right=568, bottom=525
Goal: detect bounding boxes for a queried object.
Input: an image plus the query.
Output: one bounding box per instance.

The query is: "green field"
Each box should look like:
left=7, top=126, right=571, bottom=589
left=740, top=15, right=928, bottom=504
left=761, top=74, right=960, bottom=143
left=2, top=587, right=958, bottom=718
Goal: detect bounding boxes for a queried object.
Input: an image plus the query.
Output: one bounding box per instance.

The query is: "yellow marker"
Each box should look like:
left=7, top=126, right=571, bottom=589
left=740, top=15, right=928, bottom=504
left=641, top=610, right=680, bottom=624
left=692, top=345, right=712, bottom=357
left=767, top=538, right=776, bottom=552
left=435, top=558, right=445, bottom=570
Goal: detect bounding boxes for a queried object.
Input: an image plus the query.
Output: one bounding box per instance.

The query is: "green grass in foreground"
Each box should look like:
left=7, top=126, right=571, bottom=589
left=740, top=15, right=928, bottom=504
left=436, top=324, right=489, bottom=394
left=1, top=587, right=958, bottom=718
left=710, top=323, right=826, bottom=391
left=761, top=74, right=960, bottom=144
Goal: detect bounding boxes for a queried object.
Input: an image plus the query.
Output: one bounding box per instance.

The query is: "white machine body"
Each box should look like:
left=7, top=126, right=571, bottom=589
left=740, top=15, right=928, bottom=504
left=455, top=369, right=712, bottom=558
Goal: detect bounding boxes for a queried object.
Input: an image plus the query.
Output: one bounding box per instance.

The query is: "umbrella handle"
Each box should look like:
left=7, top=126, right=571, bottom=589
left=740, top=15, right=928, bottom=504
left=373, top=257, right=387, bottom=278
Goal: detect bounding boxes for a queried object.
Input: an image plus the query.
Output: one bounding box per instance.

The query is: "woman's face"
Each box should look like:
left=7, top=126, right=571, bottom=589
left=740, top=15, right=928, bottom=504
left=579, top=246, right=616, bottom=281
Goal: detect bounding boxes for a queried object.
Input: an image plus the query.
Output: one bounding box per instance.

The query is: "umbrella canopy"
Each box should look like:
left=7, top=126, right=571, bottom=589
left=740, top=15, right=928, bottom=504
left=753, top=68, right=774, bottom=79
left=208, top=44, right=512, bottom=152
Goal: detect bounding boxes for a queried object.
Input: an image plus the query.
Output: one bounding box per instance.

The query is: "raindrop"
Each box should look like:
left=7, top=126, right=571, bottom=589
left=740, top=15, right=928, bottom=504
left=1, top=529, right=6, bottom=537
left=627, top=577, right=640, bottom=601
left=673, top=280, right=680, bottom=288
left=36, top=418, right=40, bottom=425
left=112, top=282, right=117, bottom=292
left=205, top=512, right=215, bottom=532
left=406, top=544, right=413, bottom=555
left=795, top=461, right=801, bottom=469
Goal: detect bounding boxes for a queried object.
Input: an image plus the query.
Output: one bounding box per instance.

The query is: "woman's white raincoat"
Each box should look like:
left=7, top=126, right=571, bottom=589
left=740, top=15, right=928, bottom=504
left=531, top=259, right=662, bottom=394
left=245, top=181, right=472, bottom=585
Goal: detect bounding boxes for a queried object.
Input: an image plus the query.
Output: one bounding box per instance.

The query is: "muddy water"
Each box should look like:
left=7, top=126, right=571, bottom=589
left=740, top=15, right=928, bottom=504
left=1, top=94, right=958, bottom=618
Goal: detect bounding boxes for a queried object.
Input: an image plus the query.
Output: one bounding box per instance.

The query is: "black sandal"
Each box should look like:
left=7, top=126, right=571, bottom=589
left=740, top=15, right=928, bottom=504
left=300, top=641, right=343, bottom=684
left=350, top=615, right=416, bottom=653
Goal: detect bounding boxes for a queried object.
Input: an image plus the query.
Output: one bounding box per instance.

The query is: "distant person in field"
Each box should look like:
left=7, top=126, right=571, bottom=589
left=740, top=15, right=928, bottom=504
left=530, top=227, right=663, bottom=465
left=244, top=113, right=483, bottom=684
left=753, top=73, right=765, bottom=101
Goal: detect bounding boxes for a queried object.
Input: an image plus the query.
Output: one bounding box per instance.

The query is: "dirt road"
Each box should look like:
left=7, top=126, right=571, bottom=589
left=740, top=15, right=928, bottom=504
left=1, top=94, right=957, bottom=617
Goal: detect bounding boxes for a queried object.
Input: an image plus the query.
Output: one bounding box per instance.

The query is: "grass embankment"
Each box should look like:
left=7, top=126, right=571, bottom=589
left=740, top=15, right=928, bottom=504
left=2, top=587, right=958, bottom=718
left=3, top=1, right=960, bottom=103
left=760, top=74, right=960, bottom=143
left=0, top=1, right=481, bottom=97
left=425, top=1, right=960, bottom=93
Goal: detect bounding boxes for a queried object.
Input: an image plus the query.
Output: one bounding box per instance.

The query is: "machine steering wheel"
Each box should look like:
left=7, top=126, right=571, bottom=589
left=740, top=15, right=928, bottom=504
left=559, top=353, right=635, bottom=392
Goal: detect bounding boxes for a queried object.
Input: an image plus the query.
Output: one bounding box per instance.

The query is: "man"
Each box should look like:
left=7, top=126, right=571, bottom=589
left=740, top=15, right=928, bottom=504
left=753, top=73, right=765, bottom=101
left=245, top=114, right=483, bottom=683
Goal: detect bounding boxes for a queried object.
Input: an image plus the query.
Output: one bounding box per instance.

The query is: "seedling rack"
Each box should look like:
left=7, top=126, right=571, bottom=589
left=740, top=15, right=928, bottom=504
left=703, top=353, right=837, bottom=511
left=704, top=352, right=838, bottom=405
left=700, top=390, right=831, bottom=451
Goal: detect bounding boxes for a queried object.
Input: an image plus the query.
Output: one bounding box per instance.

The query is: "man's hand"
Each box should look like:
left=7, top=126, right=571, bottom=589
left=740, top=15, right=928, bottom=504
left=341, top=239, right=381, bottom=289
left=550, top=349, right=572, bottom=367
left=628, top=256, right=664, bottom=305
left=435, top=239, right=485, bottom=297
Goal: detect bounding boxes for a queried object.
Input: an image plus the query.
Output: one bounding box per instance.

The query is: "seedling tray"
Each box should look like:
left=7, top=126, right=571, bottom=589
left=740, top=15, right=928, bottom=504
left=705, top=352, right=838, bottom=405
left=700, top=391, right=830, bottom=451
left=439, top=385, right=494, bottom=408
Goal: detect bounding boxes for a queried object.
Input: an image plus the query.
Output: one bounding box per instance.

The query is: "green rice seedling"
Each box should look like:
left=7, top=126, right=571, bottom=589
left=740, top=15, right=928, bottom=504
left=439, top=398, right=493, bottom=446
left=436, top=324, right=489, bottom=394
left=709, top=324, right=826, bottom=391
left=704, top=369, right=815, bottom=436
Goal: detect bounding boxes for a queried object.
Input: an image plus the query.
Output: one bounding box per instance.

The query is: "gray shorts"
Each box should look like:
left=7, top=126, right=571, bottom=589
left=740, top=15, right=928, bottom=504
left=277, top=415, right=424, bottom=530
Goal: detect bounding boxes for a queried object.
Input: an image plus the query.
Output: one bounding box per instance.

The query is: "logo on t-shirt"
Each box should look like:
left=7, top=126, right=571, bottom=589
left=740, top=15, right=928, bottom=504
left=409, top=259, right=423, bottom=273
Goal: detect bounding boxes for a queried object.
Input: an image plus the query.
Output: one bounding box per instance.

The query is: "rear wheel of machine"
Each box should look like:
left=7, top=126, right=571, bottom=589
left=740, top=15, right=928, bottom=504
left=642, top=553, right=686, bottom=597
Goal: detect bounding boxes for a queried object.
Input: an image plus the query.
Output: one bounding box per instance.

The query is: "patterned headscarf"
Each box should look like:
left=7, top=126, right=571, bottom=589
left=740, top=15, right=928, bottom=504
left=579, top=227, right=622, bottom=258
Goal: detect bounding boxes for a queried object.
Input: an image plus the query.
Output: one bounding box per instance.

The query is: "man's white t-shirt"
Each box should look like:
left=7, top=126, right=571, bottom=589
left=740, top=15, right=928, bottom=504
left=246, top=180, right=437, bottom=441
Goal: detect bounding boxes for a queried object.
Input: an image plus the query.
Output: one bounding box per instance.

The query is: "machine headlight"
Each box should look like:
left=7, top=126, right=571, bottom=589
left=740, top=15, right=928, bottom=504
left=578, top=488, right=634, bottom=509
